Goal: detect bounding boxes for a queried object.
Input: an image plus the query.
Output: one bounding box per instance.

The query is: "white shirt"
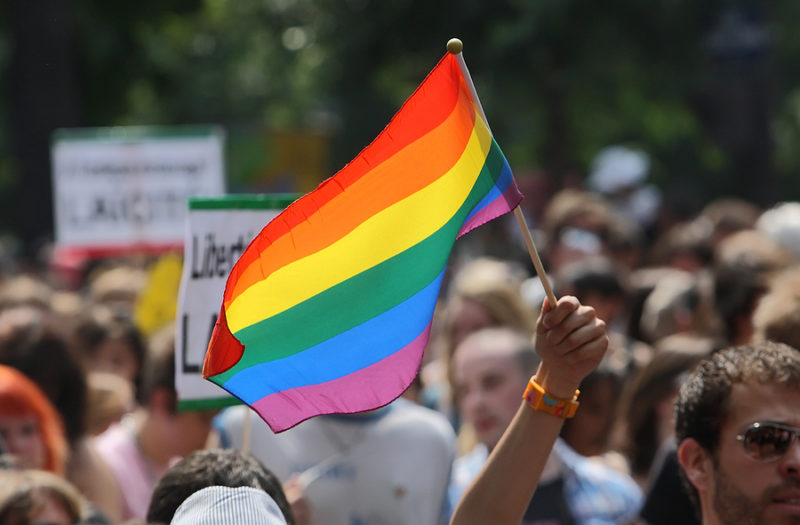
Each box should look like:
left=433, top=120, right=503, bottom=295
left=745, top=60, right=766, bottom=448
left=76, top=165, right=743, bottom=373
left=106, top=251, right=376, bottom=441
left=215, top=399, right=455, bottom=525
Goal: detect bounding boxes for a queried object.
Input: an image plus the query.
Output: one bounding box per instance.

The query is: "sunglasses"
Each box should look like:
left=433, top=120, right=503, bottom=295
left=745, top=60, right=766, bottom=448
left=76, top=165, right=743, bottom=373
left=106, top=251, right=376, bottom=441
left=736, top=422, right=800, bottom=461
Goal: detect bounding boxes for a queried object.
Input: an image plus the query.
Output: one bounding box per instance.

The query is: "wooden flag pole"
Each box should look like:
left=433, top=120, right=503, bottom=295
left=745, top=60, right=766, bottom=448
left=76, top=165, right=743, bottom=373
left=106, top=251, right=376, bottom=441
left=446, top=38, right=558, bottom=307
left=242, top=407, right=252, bottom=455
left=512, top=207, right=558, bottom=306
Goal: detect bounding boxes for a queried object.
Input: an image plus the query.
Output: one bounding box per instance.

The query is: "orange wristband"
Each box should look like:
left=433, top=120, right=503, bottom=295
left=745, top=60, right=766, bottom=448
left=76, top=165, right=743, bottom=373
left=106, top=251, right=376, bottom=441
left=523, top=378, right=580, bottom=418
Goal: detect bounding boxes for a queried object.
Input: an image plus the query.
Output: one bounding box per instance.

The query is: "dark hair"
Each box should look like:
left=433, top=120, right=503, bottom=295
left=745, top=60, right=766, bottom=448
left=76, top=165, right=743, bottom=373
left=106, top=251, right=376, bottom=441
left=559, top=362, right=624, bottom=454
left=675, top=341, right=800, bottom=453
left=674, top=341, right=800, bottom=513
left=621, top=342, right=713, bottom=477
left=0, top=324, right=87, bottom=444
left=555, top=256, right=626, bottom=300
left=73, top=308, right=146, bottom=394
left=146, top=448, right=294, bottom=524
left=713, top=263, right=766, bottom=342
left=137, top=324, right=175, bottom=407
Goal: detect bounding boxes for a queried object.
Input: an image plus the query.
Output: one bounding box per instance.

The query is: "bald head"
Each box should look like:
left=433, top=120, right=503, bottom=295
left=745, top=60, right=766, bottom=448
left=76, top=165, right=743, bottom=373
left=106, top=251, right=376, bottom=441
left=452, top=327, right=539, bottom=450
left=453, top=328, right=540, bottom=379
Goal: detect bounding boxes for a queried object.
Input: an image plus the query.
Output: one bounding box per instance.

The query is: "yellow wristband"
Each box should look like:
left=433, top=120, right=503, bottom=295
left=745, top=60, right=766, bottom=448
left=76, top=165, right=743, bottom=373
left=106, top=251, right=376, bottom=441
left=523, top=378, right=580, bottom=418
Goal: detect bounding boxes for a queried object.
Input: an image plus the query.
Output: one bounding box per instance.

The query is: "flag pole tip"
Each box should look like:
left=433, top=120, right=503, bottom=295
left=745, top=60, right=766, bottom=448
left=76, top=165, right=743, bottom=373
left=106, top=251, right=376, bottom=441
left=446, top=38, right=463, bottom=55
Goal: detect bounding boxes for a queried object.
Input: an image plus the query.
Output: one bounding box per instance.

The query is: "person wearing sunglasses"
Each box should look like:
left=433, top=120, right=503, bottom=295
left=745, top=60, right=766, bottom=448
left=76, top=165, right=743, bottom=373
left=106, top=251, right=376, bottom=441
left=675, top=340, right=800, bottom=525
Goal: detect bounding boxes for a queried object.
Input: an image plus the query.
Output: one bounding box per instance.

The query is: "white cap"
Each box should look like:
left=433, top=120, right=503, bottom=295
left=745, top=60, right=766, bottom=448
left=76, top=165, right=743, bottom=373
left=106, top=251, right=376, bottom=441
left=757, top=202, right=800, bottom=260
left=171, top=486, right=288, bottom=525
left=586, top=146, right=650, bottom=194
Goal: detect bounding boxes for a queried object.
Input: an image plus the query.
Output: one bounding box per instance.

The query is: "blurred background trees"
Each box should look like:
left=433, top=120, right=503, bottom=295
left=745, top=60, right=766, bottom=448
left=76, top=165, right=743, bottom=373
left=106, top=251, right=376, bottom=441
left=3, top=0, right=800, bottom=255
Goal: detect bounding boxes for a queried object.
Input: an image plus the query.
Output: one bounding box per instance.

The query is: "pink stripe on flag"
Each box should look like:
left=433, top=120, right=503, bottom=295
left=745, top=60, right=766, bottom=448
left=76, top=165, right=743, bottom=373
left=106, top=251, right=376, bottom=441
left=251, top=322, right=432, bottom=432
left=458, top=183, right=522, bottom=238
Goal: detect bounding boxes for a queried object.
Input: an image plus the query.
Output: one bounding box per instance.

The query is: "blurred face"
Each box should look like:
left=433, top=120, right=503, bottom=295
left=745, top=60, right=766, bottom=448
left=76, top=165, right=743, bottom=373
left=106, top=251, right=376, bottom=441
left=453, top=338, right=527, bottom=451
left=704, top=383, right=800, bottom=525
left=449, top=299, right=495, bottom=349
left=32, top=496, right=74, bottom=525
left=94, top=338, right=139, bottom=384
left=170, top=410, right=218, bottom=457
left=560, top=378, right=617, bottom=457
left=0, top=414, right=46, bottom=470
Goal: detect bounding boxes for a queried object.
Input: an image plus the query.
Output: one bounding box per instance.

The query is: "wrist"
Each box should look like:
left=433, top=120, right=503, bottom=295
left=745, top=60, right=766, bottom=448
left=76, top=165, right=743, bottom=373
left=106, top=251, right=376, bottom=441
left=533, top=363, right=580, bottom=399
left=523, top=377, right=580, bottom=419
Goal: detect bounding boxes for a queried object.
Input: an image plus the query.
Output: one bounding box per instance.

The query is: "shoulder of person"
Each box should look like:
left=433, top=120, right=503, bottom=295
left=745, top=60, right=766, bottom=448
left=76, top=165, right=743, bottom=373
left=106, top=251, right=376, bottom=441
left=379, top=399, right=456, bottom=442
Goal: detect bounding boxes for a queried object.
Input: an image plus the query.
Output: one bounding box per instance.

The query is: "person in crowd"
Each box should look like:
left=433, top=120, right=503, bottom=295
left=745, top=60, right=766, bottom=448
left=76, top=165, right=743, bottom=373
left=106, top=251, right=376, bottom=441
left=699, top=197, right=761, bottom=246
left=540, top=189, right=616, bottom=272
left=93, top=325, right=217, bottom=522
left=636, top=268, right=722, bottom=345
left=0, top=364, right=68, bottom=474
left=712, top=229, right=790, bottom=346
left=649, top=219, right=714, bottom=274
left=554, top=256, right=650, bottom=374
left=555, top=257, right=628, bottom=336
left=449, top=296, right=613, bottom=525
left=422, top=257, right=535, bottom=428
left=0, top=469, right=88, bottom=525
left=656, top=263, right=800, bottom=525
left=756, top=201, right=800, bottom=261
left=0, top=275, right=53, bottom=315
left=622, top=335, right=721, bottom=525
left=713, top=262, right=770, bottom=347
left=616, top=335, right=718, bottom=487
left=86, top=264, right=148, bottom=318
left=213, top=393, right=455, bottom=525
left=85, top=371, right=135, bottom=436
left=73, top=306, right=146, bottom=398
left=449, top=320, right=641, bottom=524
left=0, top=324, right=119, bottom=521
left=0, top=324, right=87, bottom=449
left=559, top=362, right=624, bottom=460
left=675, top=341, right=800, bottom=525
left=751, top=264, right=800, bottom=350
left=605, top=210, right=647, bottom=272
left=584, top=145, right=661, bottom=231
left=147, top=448, right=294, bottom=524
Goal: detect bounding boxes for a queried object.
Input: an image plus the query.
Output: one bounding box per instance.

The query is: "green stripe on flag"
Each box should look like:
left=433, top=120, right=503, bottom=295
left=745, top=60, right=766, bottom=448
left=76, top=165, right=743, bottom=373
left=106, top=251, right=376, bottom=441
left=210, top=141, right=507, bottom=385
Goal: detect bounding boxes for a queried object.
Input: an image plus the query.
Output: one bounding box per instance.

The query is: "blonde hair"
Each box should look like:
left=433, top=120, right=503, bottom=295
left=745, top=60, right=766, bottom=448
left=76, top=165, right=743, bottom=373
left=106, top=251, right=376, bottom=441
left=752, top=265, right=800, bottom=349
left=0, top=469, right=86, bottom=523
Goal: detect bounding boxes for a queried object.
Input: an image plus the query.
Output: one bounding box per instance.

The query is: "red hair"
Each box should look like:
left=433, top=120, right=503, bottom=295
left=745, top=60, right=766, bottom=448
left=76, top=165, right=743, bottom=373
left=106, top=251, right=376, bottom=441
left=0, top=365, right=68, bottom=475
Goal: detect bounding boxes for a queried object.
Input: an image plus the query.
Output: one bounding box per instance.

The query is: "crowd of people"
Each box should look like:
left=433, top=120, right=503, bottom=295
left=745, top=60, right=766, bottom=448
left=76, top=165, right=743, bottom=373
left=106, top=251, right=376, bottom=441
left=2, top=145, right=800, bottom=524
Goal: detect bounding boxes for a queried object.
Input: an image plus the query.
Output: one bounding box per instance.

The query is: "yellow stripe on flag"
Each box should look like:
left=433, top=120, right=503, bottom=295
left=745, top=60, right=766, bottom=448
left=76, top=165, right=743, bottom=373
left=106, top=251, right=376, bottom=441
left=225, top=115, right=493, bottom=334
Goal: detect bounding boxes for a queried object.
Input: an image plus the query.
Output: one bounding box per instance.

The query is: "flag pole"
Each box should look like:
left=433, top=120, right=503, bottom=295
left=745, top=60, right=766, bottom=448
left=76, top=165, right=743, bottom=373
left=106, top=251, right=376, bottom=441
left=447, top=38, right=558, bottom=307
left=241, top=407, right=252, bottom=455
left=511, top=208, right=558, bottom=307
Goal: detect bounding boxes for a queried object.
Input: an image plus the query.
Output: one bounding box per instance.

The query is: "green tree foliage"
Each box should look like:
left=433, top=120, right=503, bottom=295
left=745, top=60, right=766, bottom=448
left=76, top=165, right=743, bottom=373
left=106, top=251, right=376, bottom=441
left=5, top=0, right=800, bottom=247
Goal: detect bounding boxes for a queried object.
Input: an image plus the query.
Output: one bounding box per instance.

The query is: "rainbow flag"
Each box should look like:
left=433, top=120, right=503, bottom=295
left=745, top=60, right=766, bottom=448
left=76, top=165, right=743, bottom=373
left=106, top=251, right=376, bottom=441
left=203, top=51, right=522, bottom=432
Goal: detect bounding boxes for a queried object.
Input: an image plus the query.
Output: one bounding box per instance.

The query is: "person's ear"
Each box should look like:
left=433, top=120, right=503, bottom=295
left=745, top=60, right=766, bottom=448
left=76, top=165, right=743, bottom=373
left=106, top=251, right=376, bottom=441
left=678, top=437, right=713, bottom=492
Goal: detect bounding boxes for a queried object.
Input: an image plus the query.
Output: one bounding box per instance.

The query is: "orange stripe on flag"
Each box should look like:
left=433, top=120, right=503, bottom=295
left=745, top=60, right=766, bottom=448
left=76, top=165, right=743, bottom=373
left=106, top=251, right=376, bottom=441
left=227, top=88, right=477, bottom=304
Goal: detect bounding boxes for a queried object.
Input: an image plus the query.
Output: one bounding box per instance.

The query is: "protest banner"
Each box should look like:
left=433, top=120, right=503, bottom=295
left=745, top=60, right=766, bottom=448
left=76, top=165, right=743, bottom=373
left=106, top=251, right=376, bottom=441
left=51, top=126, right=225, bottom=256
left=175, top=194, right=298, bottom=410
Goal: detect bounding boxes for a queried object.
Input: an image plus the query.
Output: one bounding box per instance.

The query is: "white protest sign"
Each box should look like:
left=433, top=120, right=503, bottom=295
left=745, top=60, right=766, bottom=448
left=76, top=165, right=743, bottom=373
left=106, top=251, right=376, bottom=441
left=175, top=195, right=298, bottom=410
left=51, top=126, right=225, bottom=253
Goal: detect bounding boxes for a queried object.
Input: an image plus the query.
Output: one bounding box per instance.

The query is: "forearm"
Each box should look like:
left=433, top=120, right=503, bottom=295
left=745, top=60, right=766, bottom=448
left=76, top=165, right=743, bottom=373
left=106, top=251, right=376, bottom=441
left=449, top=377, right=567, bottom=525
left=450, top=297, right=605, bottom=525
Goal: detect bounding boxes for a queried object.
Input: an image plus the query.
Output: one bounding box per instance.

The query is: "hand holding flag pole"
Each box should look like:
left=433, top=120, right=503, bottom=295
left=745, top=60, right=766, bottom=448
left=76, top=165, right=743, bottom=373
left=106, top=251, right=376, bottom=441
left=447, top=38, right=560, bottom=393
